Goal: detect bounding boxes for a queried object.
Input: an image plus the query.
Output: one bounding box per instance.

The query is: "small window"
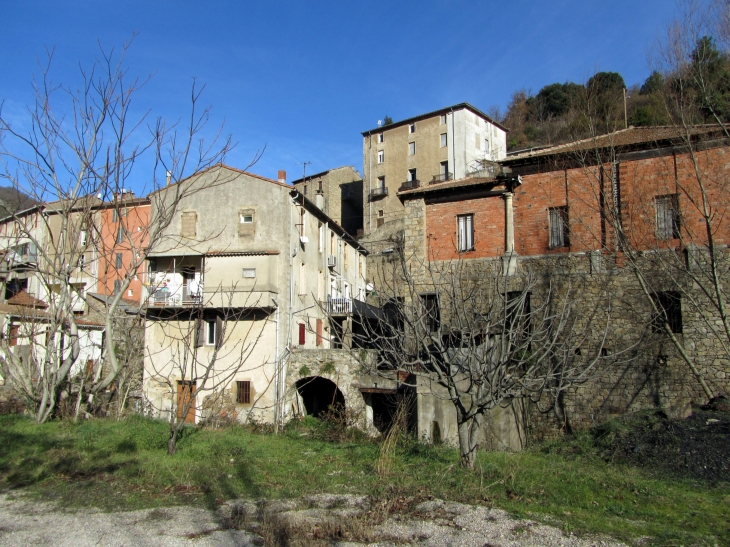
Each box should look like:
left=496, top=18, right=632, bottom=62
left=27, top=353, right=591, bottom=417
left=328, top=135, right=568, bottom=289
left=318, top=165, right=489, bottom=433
left=242, top=268, right=256, bottom=278
left=112, top=209, right=118, bottom=222
left=408, top=168, right=417, bottom=182
left=440, top=133, right=447, bottom=147
left=408, top=123, right=416, bottom=133
left=236, top=380, right=251, bottom=404
left=656, top=194, right=680, bottom=240
left=409, top=141, right=416, bottom=155
left=206, top=320, right=216, bottom=345
left=377, top=209, right=384, bottom=228
left=440, top=114, right=447, bottom=124
left=485, top=139, right=490, bottom=154
left=238, top=208, right=256, bottom=236
left=127, top=289, right=133, bottom=297
left=116, top=252, right=123, bottom=269
left=79, top=230, right=88, bottom=247
left=377, top=150, right=384, bottom=163
left=652, top=291, right=683, bottom=333
left=240, top=214, right=253, bottom=224
left=457, top=214, right=474, bottom=252
left=317, top=180, right=323, bottom=192
left=548, top=207, right=569, bottom=248
left=116, top=226, right=124, bottom=244
left=113, top=279, right=121, bottom=295
left=378, top=133, right=384, bottom=143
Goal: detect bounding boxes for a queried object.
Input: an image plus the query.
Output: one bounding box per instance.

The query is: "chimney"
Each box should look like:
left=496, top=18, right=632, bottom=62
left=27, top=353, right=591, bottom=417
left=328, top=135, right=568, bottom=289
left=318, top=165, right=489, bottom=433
left=278, top=170, right=286, bottom=184
left=166, top=171, right=172, bottom=185
left=315, top=193, right=324, bottom=210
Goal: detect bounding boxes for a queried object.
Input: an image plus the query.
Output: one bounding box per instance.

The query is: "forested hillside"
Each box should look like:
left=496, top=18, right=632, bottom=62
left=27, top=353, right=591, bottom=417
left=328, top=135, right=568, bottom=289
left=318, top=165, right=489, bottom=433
left=0, top=187, right=38, bottom=218
left=498, top=36, right=730, bottom=152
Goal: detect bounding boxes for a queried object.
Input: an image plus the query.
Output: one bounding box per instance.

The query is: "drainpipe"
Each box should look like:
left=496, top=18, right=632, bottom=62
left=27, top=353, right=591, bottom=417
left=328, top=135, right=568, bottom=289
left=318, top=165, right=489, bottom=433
left=272, top=297, right=280, bottom=429
left=367, top=133, right=372, bottom=233
left=450, top=108, right=456, bottom=180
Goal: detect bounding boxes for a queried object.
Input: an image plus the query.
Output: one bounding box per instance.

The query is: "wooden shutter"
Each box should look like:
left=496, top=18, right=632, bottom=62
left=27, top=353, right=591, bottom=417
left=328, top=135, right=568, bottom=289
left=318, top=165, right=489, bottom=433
left=299, top=323, right=306, bottom=346
left=194, top=318, right=204, bottom=348
left=177, top=381, right=196, bottom=423
left=316, top=319, right=323, bottom=347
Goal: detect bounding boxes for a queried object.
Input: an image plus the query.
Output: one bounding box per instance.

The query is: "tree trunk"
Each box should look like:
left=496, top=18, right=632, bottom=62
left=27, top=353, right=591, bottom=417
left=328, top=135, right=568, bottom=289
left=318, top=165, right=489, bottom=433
left=167, top=430, right=178, bottom=455
left=457, top=418, right=478, bottom=469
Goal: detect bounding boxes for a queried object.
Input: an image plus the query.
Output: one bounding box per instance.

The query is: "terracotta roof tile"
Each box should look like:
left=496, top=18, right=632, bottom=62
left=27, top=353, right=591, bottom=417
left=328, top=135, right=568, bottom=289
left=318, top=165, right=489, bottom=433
left=6, top=291, right=48, bottom=309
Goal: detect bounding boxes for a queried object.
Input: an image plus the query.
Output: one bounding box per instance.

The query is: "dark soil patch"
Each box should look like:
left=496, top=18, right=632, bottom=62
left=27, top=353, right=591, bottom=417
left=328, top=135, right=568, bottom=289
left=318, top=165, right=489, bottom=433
left=590, top=397, right=730, bottom=484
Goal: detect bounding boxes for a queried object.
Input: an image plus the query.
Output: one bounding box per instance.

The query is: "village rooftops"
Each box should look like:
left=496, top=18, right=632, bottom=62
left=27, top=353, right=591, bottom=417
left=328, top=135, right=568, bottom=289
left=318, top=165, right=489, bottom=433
left=361, top=102, right=508, bottom=135
left=290, top=165, right=360, bottom=185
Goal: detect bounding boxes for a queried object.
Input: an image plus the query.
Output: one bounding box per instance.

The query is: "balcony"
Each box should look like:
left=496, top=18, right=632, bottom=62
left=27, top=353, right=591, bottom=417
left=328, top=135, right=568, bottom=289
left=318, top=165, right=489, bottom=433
left=150, top=284, right=203, bottom=307
left=327, top=296, right=353, bottom=316
left=398, top=179, right=421, bottom=191
left=369, top=187, right=388, bottom=201
left=430, top=173, right=453, bottom=184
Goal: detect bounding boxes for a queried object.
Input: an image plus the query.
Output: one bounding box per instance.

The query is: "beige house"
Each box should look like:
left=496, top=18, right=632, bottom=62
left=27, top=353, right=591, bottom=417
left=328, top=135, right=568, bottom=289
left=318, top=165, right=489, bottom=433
left=361, top=103, right=507, bottom=234
left=291, top=166, right=363, bottom=236
left=142, top=165, right=368, bottom=427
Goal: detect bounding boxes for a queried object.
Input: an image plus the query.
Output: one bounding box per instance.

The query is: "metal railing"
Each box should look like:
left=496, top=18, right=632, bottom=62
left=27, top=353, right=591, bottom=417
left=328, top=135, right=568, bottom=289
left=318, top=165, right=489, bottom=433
left=399, top=179, right=420, bottom=191
left=369, top=186, right=388, bottom=200
left=150, top=285, right=203, bottom=307
left=327, top=297, right=353, bottom=315
left=430, top=172, right=453, bottom=184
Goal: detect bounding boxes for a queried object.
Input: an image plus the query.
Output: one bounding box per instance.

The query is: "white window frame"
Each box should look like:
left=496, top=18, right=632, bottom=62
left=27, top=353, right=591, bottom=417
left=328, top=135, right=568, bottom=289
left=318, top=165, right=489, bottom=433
left=205, top=320, right=216, bottom=346
left=240, top=213, right=253, bottom=224
left=377, top=150, right=384, bottom=163
left=378, top=133, right=384, bottom=143
left=457, top=214, right=474, bottom=252
left=440, top=133, right=447, bottom=148
left=440, top=114, right=447, bottom=124
left=408, top=123, right=416, bottom=133
left=408, top=141, right=415, bottom=156
left=242, top=268, right=256, bottom=278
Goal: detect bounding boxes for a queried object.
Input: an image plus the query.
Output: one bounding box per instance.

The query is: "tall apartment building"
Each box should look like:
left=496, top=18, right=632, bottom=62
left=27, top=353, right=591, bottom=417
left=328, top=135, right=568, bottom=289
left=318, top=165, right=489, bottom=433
left=361, top=103, right=507, bottom=234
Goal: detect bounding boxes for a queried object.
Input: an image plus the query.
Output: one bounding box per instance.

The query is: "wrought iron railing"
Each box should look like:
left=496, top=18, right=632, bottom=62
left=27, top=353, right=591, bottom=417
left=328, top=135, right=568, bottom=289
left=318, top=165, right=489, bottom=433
left=430, top=173, right=453, bottom=184
left=399, top=179, right=420, bottom=191
left=369, top=186, right=388, bottom=200
left=327, top=297, right=353, bottom=315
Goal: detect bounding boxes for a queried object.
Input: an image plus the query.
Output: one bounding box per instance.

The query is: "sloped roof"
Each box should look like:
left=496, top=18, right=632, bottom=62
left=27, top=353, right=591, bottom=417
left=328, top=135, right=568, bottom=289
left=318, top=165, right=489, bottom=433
left=503, top=125, right=724, bottom=163
left=362, top=103, right=508, bottom=135
left=148, top=163, right=291, bottom=196
left=6, top=290, right=48, bottom=309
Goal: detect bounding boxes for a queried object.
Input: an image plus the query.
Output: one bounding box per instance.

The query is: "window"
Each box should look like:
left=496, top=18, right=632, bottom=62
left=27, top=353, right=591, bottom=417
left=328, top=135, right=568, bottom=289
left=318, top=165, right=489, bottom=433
left=240, top=214, right=253, bottom=224
left=377, top=176, right=385, bottom=190
left=457, top=214, right=474, bottom=252
left=206, top=319, right=216, bottom=345
left=440, top=114, right=447, bottom=124
left=78, top=254, right=85, bottom=270
left=236, top=380, right=251, bottom=404
left=128, top=289, right=134, bottom=297
left=238, top=208, right=255, bottom=236
left=440, top=133, right=447, bottom=147
left=440, top=161, right=449, bottom=178
left=377, top=150, right=384, bottom=163
left=148, top=259, right=157, bottom=273
left=242, top=268, right=256, bottom=278
left=180, top=211, right=197, bottom=238
left=299, top=323, right=306, bottom=346
left=548, top=207, right=570, bottom=248
left=116, top=226, right=124, bottom=244
left=113, top=279, right=121, bottom=295
left=656, top=194, right=680, bottom=240
left=377, top=209, right=384, bottom=228
left=116, top=252, right=123, bottom=269
left=651, top=291, right=683, bottom=333
left=420, top=294, right=440, bottom=333
left=485, top=139, right=490, bottom=155
left=79, top=230, right=87, bottom=247
left=408, top=141, right=415, bottom=155
left=378, top=133, right=384, bottom=143
left=408, top=123, right=416, bottom=133
left=408, top=168, right=417, bottom=182
left=318, top=222, right=324, bottom=252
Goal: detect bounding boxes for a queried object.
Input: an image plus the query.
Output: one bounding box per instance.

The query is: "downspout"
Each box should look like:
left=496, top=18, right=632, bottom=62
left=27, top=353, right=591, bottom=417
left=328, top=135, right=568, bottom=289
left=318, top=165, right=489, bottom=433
left=367, top=133, right=372, bottom=233
left=450, top=107, right=456, bottom=180
left=279, top=191, right=298, bottom=430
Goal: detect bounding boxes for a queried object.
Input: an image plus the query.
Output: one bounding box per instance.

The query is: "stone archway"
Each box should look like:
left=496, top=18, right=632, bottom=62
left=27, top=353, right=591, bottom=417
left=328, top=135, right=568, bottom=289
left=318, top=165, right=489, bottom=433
left=295, top=376, right=345, bottom=418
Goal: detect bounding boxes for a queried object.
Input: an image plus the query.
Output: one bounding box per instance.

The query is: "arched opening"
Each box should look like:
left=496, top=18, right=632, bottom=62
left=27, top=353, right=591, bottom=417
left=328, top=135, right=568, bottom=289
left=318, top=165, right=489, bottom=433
left=295, top=376, right=345, bottom=418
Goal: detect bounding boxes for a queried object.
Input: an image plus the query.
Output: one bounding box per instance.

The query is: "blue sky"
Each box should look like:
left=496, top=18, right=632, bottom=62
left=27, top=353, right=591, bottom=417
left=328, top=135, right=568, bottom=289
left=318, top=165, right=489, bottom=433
left=1, top=1, right=695, bottom=190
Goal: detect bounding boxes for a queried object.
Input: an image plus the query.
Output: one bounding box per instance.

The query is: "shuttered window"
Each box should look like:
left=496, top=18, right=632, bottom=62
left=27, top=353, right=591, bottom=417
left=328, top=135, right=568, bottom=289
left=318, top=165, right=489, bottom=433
left=655, top=194, right=680, bottom=240
left=181, top=211, right=197, bottom=237
left=548, top=207, right=569, bottom=248
left=299, top=323, right=306, bottom=346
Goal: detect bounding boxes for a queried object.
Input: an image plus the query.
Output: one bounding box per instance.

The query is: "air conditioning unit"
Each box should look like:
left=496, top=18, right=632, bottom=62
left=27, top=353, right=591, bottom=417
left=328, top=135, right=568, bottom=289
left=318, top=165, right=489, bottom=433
left=327, top=255, right=337, bottom=268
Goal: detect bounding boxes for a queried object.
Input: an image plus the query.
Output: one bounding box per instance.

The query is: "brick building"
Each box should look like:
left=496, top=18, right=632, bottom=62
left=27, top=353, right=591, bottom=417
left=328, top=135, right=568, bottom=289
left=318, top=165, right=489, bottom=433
left=396, top=126, right=730, bottom=443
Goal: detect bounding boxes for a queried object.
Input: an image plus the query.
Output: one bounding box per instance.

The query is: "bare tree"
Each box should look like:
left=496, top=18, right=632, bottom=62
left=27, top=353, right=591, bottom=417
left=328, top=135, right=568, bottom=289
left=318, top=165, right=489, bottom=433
left=337, top=251, right=615, bottom=469
left=0, top=38, right=253, bottom=422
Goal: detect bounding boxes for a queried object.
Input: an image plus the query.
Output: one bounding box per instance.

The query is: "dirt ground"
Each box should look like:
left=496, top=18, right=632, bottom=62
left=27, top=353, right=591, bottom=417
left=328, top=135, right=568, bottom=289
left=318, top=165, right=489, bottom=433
left=0, top=492, right=624, bottom=547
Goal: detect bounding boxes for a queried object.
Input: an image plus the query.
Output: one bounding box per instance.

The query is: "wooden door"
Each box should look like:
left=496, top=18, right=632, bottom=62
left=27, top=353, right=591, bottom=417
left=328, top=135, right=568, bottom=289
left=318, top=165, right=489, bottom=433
left=177, top=381, right=196, bottom=423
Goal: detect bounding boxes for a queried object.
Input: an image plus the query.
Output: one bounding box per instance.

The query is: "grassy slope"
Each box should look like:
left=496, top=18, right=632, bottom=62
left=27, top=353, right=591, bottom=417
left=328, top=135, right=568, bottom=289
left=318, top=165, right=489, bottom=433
left=0, top=414, right=727, bottom=546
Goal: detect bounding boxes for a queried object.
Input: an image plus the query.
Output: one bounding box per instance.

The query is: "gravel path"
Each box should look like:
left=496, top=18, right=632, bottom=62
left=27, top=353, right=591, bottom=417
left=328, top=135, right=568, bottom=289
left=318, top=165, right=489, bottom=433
left=0, top=493, right=626, bottom=547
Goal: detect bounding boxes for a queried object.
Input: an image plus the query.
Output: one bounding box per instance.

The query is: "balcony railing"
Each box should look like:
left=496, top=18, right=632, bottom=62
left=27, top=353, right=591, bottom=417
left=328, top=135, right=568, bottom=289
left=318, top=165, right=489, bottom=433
left=327, top=296, right=353, bottom=315
left=398, top=179, right=420, bottom=191
left=150, top=284, right=203, bottom=307
left=369, top=186, right=388, bottom=200
left=430, top=172, right=453, bottom=184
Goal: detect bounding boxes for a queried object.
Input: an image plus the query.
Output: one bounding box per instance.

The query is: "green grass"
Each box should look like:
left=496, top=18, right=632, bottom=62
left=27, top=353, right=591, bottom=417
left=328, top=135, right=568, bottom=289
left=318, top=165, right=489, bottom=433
left=0, top=414, right=727, bottom=546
